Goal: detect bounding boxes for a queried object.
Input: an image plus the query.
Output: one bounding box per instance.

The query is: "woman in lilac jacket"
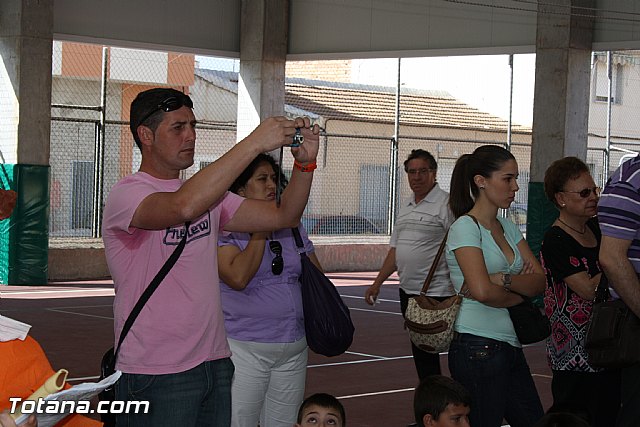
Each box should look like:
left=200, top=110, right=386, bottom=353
left=217, top=153, right=322, bottom=427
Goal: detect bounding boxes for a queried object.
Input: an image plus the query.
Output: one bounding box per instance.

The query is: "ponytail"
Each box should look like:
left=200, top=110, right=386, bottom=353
left=448, top=145, right=516, bottom=219
left=449, top=154, right=475, bottom=219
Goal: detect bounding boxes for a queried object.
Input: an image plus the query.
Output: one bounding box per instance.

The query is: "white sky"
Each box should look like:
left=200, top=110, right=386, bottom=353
left=351, top=54, right=537, bottom=127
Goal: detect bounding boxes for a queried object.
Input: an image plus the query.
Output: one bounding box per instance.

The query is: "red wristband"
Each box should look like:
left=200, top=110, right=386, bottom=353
left=294, top=160, right=317, bottom=172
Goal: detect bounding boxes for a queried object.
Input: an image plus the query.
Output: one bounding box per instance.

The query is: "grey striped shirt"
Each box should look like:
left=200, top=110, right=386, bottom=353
left=598, top=155, right=640, bottom=273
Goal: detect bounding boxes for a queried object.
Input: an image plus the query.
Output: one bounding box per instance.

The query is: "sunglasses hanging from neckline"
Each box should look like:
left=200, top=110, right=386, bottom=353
left=269, top=240, right=283, bottom=275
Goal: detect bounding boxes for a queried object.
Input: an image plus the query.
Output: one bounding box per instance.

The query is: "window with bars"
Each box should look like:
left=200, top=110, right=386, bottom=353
left=71, top=161, right=94, bottom=229
left=594, top=62, right=622, bottom=104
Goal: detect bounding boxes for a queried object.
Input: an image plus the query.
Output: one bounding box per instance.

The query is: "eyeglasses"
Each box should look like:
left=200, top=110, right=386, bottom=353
left=561, top=186, right=601, bottom=198
left=137, top=96, right=194, bottom=127
left=269, top=240, right=283, bottom=275
left=406, top=168, right=435, bottom=176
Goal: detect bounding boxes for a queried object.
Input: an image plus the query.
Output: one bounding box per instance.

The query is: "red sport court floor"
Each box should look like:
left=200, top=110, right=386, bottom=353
left=0, top=272, right=552, bottom=426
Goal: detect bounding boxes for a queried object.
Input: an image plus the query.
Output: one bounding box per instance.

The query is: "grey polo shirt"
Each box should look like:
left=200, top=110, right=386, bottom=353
left=390, top=184, right=454, bottom=296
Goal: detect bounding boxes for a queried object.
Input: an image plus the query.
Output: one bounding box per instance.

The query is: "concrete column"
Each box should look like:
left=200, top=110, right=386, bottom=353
left=0, top=0, right=53, bottom=165
left=237, top=0, right=288, bottom=141
left=527, top=0, right=595, bottom=254
left=0, top=0, right=53, bottom=284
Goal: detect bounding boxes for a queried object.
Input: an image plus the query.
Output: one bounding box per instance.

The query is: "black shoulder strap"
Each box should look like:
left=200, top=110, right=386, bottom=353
left=467, top=214, right=480, bottom=231
left=292, top=226, right=305, bottom=251
left=594, top=272, right=611, bottom=303
left=113, top=221, right=191, bottom=361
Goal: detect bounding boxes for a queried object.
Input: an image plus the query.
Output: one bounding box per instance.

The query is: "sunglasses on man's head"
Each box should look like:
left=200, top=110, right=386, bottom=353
left=562, top=186, right=601, bottom=198
left=138, top=96, right=194, bottom=126
left=269, top=240, right=283, bottom=275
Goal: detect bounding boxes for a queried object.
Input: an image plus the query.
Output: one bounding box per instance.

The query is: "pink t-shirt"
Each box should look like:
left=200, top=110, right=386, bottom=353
left=102, top=172, right=244, bottom=375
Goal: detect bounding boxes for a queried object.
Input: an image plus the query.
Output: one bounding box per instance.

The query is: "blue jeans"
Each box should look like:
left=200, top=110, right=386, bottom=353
left=115, top=358, right=234, bottom=427
left=448, top=333, right=543, bottom=427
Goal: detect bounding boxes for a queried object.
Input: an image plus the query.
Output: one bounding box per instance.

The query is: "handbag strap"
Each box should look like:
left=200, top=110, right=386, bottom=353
left=419, top=231, right=449, bottom=295
left=113, top=221, right=191, bottom=362
left=467, top=214, right=531, bottom=302
left=594, top=272, right=611, bottom=303
left=292, top=226, right=306, bottom=254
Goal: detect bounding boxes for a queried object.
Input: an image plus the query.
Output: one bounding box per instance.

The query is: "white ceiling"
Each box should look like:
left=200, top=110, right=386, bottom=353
left=52, top=0, right=640, bottom=58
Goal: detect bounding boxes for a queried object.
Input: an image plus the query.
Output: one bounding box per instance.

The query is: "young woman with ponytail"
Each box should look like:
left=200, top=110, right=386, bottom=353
left=445, top=145, right=545, bottom=427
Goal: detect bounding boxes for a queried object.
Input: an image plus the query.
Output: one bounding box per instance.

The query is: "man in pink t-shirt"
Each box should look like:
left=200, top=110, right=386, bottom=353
left=102, top=88, right=319, bottom=427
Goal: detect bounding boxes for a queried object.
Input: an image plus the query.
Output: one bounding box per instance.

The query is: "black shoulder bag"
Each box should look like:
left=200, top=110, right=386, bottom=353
left=468, top=214, right=550, bottom=344
left=99, top=221, right=190, bottom=426
left=292, top=227, right=355, bottom=357
left=585, top=273, right=640, bottom=368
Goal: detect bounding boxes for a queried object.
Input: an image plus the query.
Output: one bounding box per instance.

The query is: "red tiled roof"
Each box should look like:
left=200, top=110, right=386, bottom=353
left=285, top=83, right=531, bottom=133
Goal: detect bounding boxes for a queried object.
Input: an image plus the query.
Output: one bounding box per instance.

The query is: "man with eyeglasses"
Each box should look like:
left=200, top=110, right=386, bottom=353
left=598, top=154, right=640, bottom=427
left=101, top=88, right=319, bottom=427
left=364, top=149, right=455, bottom=419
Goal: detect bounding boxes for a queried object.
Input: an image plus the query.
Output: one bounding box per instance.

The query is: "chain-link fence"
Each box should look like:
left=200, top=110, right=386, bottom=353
left=589, top=51, right=640, bottom=176
left=48, top=42, right=640, bottom=239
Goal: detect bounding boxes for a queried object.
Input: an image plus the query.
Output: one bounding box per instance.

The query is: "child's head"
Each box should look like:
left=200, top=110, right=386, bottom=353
left=295, top=393, right=345, bottom=427
left=414, top=375, right=471, bottom=427
left=534, top=405, right=592, bottom=427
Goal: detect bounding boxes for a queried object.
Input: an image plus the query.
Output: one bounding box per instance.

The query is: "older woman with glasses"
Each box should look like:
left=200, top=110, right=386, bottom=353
left=217, top=153, right=322, bottom=427
left=540, top=157, right=620, bottom=427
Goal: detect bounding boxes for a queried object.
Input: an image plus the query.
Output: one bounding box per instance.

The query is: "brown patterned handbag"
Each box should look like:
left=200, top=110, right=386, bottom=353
left=404, top=233, right=462, bottom=353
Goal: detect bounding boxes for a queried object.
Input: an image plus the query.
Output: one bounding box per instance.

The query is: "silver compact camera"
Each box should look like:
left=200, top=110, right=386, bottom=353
left=290, top=128, right=304, bottom=147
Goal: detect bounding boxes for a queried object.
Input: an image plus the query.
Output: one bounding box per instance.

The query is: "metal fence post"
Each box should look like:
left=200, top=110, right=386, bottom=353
left=92, top=47, right=108, bottom=238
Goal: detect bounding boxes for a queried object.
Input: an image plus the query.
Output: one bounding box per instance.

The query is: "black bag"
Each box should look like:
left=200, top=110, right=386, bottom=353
left=585, top=274, right=640, bottom=368
left=98, top=348, right=117, bottom=426
left=465, top=214, right=550, bottom=345
left=98, top=221, right=190, bottom=426
left=507, top=293, right=551, bottom=345
left=292, top=228, right=355, bottom=357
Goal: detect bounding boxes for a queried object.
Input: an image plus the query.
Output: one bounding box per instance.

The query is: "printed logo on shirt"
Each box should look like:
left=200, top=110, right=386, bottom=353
left=163, top=211, right=211, bottom=245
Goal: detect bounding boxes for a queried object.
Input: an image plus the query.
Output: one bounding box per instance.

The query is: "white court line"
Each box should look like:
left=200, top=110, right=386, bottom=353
left=340, top=295, right=399, bottom=304
left=338, top=387, right=415, bottom=400
left=0, top=288, right=113, bottom=296
left=47, top=308, right=113, bottom=320
left=308, top=355, right=413, bottom=368
left=343, top=351, right=388, bottom=359
left=532, top=373, right=552, bottom=379
left=71, top=356, right=416, bottom=381
left=48, top=304, right=113, bottom=310
left=349, top=307, right=401, bottom=315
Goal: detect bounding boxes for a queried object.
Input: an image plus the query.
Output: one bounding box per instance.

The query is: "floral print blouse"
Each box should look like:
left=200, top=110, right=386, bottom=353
left=540, top=218, right=602, bottom=372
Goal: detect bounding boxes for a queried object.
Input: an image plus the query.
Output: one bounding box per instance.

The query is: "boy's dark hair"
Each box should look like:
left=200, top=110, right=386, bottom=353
left=129, top=87, right=193, bottom=150
left=414, top=375, right=470, bottom=426
left=297, top=393, right=346, bottom=426
left=534, top=412, right=591, bottom=427
left=534, top=404, right=592, bottom=427
left=404, top=149, right=437, bottom=171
